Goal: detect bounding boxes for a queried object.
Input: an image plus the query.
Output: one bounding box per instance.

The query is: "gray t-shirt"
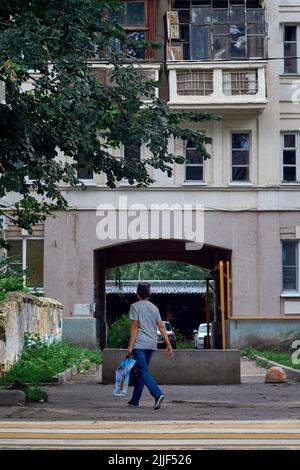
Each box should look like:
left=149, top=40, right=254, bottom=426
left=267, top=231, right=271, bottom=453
left=129, top=300, right=161, bottom=350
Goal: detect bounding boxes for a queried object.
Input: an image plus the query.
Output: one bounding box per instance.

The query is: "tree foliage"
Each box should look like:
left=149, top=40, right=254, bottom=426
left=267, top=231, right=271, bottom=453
left=0, top=0, right=218, bottom=234
left=106, top=261, right=208, bottom=281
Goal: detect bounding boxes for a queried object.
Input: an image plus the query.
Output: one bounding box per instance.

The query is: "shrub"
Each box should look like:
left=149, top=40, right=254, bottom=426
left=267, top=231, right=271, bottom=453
left=108, top=314, right=131, bottom=349
left=0, top=333, right=102, bottom=386
left=0, top=256, right=29, bottom=300
left=25, top=386, right=48, bottom=402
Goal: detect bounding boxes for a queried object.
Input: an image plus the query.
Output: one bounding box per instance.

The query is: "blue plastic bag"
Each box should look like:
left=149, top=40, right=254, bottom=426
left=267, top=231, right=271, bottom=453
left=113, top=358, right=136, bottom=396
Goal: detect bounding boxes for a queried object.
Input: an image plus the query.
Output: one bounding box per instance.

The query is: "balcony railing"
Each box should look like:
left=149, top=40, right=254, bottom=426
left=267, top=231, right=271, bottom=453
left=167, top=62, right=268, bottom=111
left=166, top=1, right=267, bottom=62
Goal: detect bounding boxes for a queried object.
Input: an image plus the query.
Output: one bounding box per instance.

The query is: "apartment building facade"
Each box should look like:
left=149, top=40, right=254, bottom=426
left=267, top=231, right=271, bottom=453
left=3, top=0, right=300, bottom=349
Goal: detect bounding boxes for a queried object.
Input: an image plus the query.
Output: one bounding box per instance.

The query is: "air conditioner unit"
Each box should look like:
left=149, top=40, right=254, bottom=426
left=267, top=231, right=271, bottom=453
left=0, top=216, right=8, bottom=231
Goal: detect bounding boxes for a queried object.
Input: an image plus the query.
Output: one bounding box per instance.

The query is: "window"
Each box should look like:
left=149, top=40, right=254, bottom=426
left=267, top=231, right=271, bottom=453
left=124, top=142, right=142, bottom=162
left=223, top=69, right=258, bottom=95
left=6, top=239, right=44, bottom=289
left=283, top=25, right=298, bottom=74
left=177, top=70, right=213, bottom=95
left=185, top=139, right=204, bottom=181
left=231, top=133, right=250, bottom=182
left=108, top=1, right=155, bottom=60
left=282, top=241, right=298, bottom=291
left=76, top=152, right=94, bottom=180
left=167, top=0, right=266, bottom=61
left=282, top=133, right=297, bottom=183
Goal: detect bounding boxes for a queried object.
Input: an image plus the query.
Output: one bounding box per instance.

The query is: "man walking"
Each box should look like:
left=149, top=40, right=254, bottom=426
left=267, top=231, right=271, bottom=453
left=126, top=282, right=173, bottom=410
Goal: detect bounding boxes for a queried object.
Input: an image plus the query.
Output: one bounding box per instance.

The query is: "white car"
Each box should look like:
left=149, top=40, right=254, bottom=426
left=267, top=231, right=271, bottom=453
left=193, top=323, right=211, bottom=349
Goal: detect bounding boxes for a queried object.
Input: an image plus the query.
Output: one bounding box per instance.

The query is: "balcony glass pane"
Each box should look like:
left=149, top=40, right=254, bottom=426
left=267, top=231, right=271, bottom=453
left=191, top=26, right=211, bottom=59
left=178, top=9, right=190, bottom=23
left=213, top=36, right=229, bottom=59
left=191, top=7, right=211, bottom=23
left=247, top=9, right=265, bottom=23
left=229, top=6, right=245, bottom=23
left=283, top=150, right=296, bottom=165
left=126, top=2, right=145, bottom=27
left=212, top=9, right=228, bottom=23
left=230, top=24, right=246, bottom=58
left=213, top=24, right=228, bottom=35
left=247, top=23, right=265, bottom=34
left=247, top=36, right=264, bottom=58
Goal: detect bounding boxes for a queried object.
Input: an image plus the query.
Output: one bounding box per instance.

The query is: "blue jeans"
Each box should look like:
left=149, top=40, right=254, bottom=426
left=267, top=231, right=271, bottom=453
left=130, top=349, right=163, bottom=406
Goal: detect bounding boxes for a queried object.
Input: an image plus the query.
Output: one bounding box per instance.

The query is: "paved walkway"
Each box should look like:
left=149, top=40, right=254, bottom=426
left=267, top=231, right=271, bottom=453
left=1, top=420, right=300, bottom=449
left=0, top=359, right=299, bottom=422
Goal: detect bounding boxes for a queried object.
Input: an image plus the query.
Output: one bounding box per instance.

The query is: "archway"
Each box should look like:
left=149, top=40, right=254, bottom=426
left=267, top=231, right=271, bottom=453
left=94, top=239, right=231, bottom=349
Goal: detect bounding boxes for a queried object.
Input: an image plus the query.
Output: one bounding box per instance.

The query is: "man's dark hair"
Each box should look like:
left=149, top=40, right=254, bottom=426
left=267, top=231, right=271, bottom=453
left=137, top=282, right=151, bottom=300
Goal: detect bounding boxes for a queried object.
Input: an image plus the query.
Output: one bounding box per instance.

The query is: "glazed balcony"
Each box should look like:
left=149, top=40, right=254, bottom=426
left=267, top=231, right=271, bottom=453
left=167, top=61, right=268, bottom=112
left=166, top=1, right=268, bottom=62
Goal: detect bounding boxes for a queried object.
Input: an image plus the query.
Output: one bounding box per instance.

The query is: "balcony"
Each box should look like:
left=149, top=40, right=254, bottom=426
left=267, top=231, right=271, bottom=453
left=166, top=1, right=268, bottom=62
left=167, top=62, right=268, bottom=112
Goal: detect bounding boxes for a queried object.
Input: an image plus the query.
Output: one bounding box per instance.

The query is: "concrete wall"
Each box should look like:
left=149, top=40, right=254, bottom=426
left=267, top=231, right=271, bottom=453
left=227, top=320, right=300, bottom=351
left=0, top=292, right=63, bottom=367
left=62, top=317, right=97, bottom=349
left=102, top=349, right=241, bottom=385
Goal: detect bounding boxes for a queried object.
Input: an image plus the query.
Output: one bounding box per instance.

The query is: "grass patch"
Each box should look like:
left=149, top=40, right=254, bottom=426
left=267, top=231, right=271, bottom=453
left=241, top=347, right=300, bottom=371
left=0, top=333, right=102, bottom=387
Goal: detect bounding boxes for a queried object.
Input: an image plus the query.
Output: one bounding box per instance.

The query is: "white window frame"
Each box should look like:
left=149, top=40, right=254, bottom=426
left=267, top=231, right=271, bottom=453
left=281, top=132, right=300, bottom=184
left=282, top=24, right=300, bottom=75
left=184, top=139, right=205, bottom=184
left=281, top=240, right=300, bottom=293
left=230, top=131, right=251, bottom=184
left=5, top=237, right=44, bottom=291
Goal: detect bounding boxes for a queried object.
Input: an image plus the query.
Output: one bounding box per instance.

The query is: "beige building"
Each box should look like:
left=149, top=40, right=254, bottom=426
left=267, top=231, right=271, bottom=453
left=3, top=0, right=300, bottom=349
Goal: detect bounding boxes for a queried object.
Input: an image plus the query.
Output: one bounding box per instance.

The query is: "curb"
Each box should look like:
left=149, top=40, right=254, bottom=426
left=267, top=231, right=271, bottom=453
left=0, top=390, right=26, bottom=407
left=255, top=355, right=300, bottom=382
left=51, top=362, right=100, bottom=384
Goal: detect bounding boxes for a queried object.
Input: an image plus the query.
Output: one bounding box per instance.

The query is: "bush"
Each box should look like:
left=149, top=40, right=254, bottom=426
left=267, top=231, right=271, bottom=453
left=25, top=386, right=48, bottom=402
left=108, top=315, right=131, bottom=349
left=0, top=256, right=29, bottom=300
left=0, top=333, right=102, bottom=386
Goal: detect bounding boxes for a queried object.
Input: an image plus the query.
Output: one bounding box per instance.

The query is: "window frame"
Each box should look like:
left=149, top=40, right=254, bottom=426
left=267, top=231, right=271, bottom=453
left=282, top=24, right=300, bottom=75
left=230, top=131, right=251, bottom=184
left=184, top=139, right=205, bottom=183
left=281, top=132, right=299, bottom=184
left=5, top=237, right=44, bottom=291
left=109, top=0, right=156, bottom=60
left=282, top=240, right=299, bottom=293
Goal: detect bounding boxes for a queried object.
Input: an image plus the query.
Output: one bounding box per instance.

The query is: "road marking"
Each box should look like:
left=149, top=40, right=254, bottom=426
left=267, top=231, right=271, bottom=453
left=1, top=421, right=300, bottom=449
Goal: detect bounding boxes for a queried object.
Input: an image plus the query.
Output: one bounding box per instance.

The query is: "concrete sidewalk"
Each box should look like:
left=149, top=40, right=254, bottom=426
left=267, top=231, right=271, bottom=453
left=0, top=359, right=300, bottom=421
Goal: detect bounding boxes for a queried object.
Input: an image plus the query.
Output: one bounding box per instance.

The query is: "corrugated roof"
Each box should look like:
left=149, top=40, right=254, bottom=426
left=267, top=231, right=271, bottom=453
left=106, top=280, right=206, bottom=295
